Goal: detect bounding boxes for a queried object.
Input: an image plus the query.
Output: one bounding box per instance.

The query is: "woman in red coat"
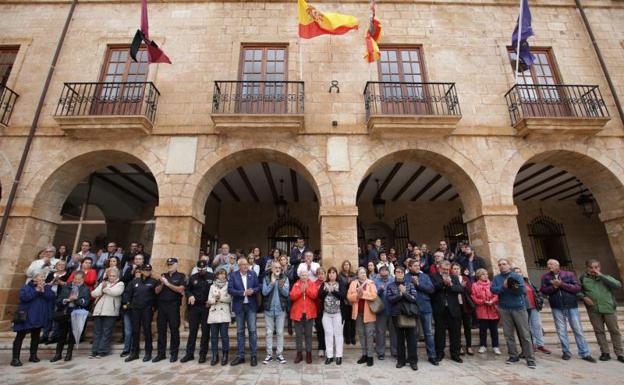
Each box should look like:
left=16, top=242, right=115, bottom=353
left=68, top=257, right=97, bottom=292
left=470, top=268, right=500, bottom=354
left=290, top=269, right=319, bottom=364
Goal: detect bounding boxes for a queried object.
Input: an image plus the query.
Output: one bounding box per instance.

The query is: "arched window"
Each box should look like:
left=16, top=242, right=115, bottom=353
left=527, top=214, right=572, bottom=268
left=267, top=216, right=308, bottom=253
left=443, top=214, right=468, bottom=254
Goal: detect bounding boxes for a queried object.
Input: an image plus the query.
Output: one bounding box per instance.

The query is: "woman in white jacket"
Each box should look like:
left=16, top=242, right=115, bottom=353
left=90, top=267, right=124, bottom=358
left=207, top=267, right=231, bottom=366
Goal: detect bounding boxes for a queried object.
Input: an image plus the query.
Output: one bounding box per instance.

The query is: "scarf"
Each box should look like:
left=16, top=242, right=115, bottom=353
left=213, top=278, right=227, bottom=289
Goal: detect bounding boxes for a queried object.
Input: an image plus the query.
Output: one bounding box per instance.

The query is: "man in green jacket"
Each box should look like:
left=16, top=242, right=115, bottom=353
left=578, top=259, right=624, bottom=363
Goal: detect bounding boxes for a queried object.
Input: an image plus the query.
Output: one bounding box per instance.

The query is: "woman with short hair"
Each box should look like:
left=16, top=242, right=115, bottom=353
left=90, top=267, right=125, bottom=358
left=11, top=273, right=55, bottom=366
left=347, top=266, right=379, bottom=366
left=207, top=268, right=231, bottom=366
left=290, top=270, right=319, bottom=364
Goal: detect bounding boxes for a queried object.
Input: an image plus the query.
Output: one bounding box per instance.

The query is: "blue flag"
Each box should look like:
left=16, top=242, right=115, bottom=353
left=511, top=0, right=534, bottom=72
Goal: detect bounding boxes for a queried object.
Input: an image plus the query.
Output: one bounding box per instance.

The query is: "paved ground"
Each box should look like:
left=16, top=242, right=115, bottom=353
left=2, top=348, right=623, bottom=385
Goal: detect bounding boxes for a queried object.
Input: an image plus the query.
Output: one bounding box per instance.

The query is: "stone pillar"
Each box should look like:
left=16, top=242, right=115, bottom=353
left=600, top=211, right=624, bottom=281
left=0, top=213, right=59, bottom=327
left=151, top=206, right=203, bottom=276
left=320, top=205, right=358, bottom=270
left=465, top=205, right=527, bottom=274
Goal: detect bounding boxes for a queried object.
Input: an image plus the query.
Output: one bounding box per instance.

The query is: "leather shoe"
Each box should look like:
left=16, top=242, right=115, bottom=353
left=230, top=356, right=245, bottom=366
left=120, top=351, right=129, bottom=358
left=251, top=356, right=258, bottom=366
left=396, top=361, right=405, bottom=368
left=10, top=359, right=22, bottom=367
left=152, top=355, right=166, bottom=363
left=562, top=353, right=572, bottom=360
left=50, top=354, right=62, bottom=363
left=306, top=352, right=312, bottom=364
left=325, top=358, right=334, bottom=365
left=198, top=354, right=206, bottom=364
left=142, top=354, right=152, bottom=362
left=451, top=356, right=463, bottom=363
left=294, top=351, right=303, bottom=364
left=29, top=355, right=40, bottom=363
left=210, top=354, right=218, bottom=366
left=180, top=355, right=193, bottom=363
left=410, top=362, right=418, bottom=371
left=170, top=354, right=178, bottom=363
left=221, top=352, right=228, bottom=366
left=582, top=356, right=597, bottom=363
left=599, top=353, right=611, bottom=361
left=617, top=355, right=624, bottom=363
left=357, top=355, right=367, bottom=364
left=335, top=357, right=342, bottom=365
left=367, top=357, right=373, bottom=366
left=428, top=358, right=439, bottom=366
left=124, top=354, right=139, bottom=362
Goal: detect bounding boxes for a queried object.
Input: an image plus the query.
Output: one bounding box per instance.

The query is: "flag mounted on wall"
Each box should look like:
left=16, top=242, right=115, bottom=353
left=297, top=0, right=359, bottom=39
left=364, top=1, right=382, bottom=63
left=130, top=0, right=172, bottom=64
left=511, top=0, right=534, bottom=73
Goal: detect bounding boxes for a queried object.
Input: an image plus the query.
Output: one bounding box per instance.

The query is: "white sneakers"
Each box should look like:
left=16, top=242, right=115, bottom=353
left=318, top=350, right=325, bottom=357
left=478, top=346, right=487, bottom=354
left=478, top=346, right=502, bottom=355
left=493, top=347, right=502, bottom=355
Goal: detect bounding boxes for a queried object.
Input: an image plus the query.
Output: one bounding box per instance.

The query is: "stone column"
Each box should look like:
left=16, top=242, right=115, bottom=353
left=151, top=206, right=203, bottom=276
left=600, top=211, right=624, bottom=281
left=0, top=212, right=59, bottom=327
left=319, top=205, right=359, bottom=270
left=465, top=205, right=527, bottom=273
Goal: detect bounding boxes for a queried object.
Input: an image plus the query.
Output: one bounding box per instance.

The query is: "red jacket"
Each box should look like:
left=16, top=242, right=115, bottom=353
left=471, top=279, right=499, bottom=320
left=68, top=269, right=97, bottom=292
left=289, top=279, right=319, bottom=321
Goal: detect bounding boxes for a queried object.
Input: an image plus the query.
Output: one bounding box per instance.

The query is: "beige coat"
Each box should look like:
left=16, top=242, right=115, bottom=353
left=347, top=279, right=378, bottom=323
left=92, top=281, right=125, bottom=317
left=207, top=283, right=231, bottom=324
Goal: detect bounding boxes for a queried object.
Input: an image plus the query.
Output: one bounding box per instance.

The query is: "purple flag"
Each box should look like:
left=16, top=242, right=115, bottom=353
left=511, top=0, right=534, bottom=72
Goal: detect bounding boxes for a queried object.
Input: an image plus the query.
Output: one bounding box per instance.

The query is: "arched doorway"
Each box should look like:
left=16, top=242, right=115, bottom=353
left=512, top=151, right=624, bottom=291
left=197, top=150, right=321, bottom=262
left=356, top=150, right=482, bottom=268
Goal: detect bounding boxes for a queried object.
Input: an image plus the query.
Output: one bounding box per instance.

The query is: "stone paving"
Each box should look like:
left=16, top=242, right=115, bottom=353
left=2, top=348, right=623, bottom=385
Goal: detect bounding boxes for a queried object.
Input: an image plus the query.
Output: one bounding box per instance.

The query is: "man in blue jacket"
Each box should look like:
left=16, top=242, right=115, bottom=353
left=373, top=266, right=396, bottom=360
left=405, top=259, right=436, bottom=365
left=491, top=258, right=536, bottom=369
left=540, top=258, right=596, bottom=363
left=228, top=257, right=260, bottom=366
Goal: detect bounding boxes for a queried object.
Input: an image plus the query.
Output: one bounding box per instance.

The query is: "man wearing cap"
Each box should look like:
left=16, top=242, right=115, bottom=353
left=124, top=264, right=158, bottom=362
left=153, top=258, right=187, bottom=363
left=181, top=260, right=214, bottom=364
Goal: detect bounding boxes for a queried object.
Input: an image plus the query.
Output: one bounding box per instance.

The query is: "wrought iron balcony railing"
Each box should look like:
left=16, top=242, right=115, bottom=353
left=505, top=84, right=609, bottom=126
left=212, top=80, right=304, bottom=114
left=364, top=81, right=461, bottom=119
left=55, top=82, right=160, bottom=123
left=0, top=84, right=19, bottom=127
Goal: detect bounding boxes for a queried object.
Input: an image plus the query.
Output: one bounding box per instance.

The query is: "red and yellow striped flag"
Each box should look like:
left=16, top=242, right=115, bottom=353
left=364, top=1, right=382, bottom=63
left=298, top=0, right=359, bottom=39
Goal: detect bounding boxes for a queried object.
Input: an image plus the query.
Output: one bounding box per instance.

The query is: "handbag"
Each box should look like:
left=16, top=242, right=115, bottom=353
left=368, top=296, right=384, bottom=314
left=53, top=308, right=69, bottom=322
left=397, top=314, right=417, bottom=328
left=13, top=310, right=27, bottom=323
left=400, top=300, right=419, bottom=318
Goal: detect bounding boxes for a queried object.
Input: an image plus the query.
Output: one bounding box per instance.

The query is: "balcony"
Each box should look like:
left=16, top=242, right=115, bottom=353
left=54, top=82, right=160, bottom=138
left=0, top=84, right=19, bottom=128
left=505, top=84, right=610, bottom=136
left=364, top=81, right=462, bottom=135
left=210, top=80, right=304, bottom=133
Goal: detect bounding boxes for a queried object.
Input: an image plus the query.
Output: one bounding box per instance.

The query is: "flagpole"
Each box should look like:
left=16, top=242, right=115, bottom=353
left=514, top=0, right=524, bottom=83
left=299, top=37, right=303, bottom=81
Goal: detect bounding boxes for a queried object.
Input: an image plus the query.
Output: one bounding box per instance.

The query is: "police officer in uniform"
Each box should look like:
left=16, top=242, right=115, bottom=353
left=181, top=260, right=214, bottom=363
left=153, top=258, right=186, bottom=363
left=124, top=264, right=158, bottom=362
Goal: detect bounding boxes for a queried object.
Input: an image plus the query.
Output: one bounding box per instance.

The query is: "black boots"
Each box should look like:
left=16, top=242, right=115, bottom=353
left=367, top=356, right=374, bottom=366
left=64, top=343, right=74, bottom=361
left=221, top=351, right=228, bottom=366
left=198, top=353, right=207, bottom=364
left=210, top=353, right=219, bottom=366
left=50, top=344, right=64, bottom=362
left=357, top=355, right=367, bottom=364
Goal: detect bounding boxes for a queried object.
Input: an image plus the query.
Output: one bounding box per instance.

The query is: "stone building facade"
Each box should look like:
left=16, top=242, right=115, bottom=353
left=0, top=0, right=623, bottom=325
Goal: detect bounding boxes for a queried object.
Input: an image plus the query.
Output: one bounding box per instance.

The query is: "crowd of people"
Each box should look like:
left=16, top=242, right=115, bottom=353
left=10, top=238, right=624, bottom=371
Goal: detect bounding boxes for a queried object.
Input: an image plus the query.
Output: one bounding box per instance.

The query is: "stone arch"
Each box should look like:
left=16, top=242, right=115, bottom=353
left=191, top=147, right=329, bottom=222
left=25, top=148, right=163, bottom=223
left=351, top=148, right=486, bottom=221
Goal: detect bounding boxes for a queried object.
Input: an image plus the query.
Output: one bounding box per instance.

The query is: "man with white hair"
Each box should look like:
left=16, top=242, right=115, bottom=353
left=540, top=258, right=596, bottom=363
left=296, top=251, right=320, bottom=282
left=25, top=245, right=58, bottom=283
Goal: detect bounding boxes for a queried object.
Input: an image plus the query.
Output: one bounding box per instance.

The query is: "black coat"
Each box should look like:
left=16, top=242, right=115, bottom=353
left=430, top=273, right=464, bottom=318
left=318, top=280, right=346, bottom=314
left=57, top=283, right=91, bottom=312
left=458, top=255, right=487, bottom=274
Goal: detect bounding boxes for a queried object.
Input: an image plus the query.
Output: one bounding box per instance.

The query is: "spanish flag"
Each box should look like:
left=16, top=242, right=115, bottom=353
left=298, top=0, right=359, bottom=39
left=364, top=17, right=381, bottom=63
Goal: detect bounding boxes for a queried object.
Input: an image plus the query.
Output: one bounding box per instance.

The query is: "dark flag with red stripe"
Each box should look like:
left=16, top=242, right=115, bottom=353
left=130, top=0, right=171, bottom=64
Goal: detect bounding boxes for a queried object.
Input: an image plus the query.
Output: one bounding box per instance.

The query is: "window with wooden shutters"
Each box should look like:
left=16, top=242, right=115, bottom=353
left=93, top=47, right=149, bottom=115
left=377, top=47, right=430, bottom=114
left=0, top=47, right=18, bottom=86
left=508, top=48, right=569, bottom=117
left=238, top=45, right=288, bottom=113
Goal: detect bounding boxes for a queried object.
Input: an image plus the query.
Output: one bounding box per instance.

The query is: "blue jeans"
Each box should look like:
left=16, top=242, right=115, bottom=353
left=210, top=323, right=229, bottom=355
left=235, top=304, right=257, bottom=358
left=123, top=312, right=133, bottom=353
left=552, top=307, right=590, bottom=357
left=418, top=312, right=436, bottom=359
left=265, top=312, right=285, bottom=356
left=528, top=309, right=545, bottom=347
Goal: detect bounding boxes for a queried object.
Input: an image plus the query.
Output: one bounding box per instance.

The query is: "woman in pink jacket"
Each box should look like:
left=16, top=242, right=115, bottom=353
left=471, top=268, right=501, bottom=355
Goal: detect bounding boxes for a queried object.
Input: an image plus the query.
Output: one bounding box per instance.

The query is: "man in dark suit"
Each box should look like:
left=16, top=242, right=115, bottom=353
left=430, top=260, right=464, bottom=363
left=458, top=245, right=487, bottom=283
left=289, top=238, right=309, bottom=272
left=228, top=257, right=260, bottom=367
